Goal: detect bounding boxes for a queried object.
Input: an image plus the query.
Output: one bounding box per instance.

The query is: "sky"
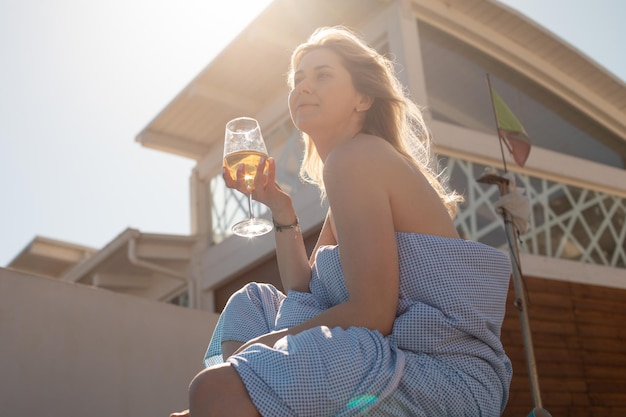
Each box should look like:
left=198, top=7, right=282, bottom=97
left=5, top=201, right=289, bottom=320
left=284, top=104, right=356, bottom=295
left=0, top=0, right=624, bottom=267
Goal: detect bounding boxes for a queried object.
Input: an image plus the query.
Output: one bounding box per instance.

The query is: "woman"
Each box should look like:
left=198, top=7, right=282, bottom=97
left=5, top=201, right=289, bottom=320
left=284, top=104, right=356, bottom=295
left=173, top=26, right=512, bottom=417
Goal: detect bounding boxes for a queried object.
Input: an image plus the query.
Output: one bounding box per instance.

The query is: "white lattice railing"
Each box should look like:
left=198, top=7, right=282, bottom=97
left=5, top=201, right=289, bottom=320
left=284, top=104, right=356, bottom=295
left=211, top=124, right=626, bottom=270
left=447, top=158, right=626, bottom=269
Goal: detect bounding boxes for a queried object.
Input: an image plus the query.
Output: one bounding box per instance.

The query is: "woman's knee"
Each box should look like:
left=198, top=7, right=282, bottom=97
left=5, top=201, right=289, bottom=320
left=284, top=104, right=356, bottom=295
left=189, top=365, right=226, bottom=402
left=240, top=281, right=282, bottom=302
left=188, top=363, right=259, bottom=416
left=225, top=282, right=284, bottom=317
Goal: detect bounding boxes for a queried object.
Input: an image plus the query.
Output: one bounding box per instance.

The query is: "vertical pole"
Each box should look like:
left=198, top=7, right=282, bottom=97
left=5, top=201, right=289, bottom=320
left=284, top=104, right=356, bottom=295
left=477, top=173, right=551, bottom=417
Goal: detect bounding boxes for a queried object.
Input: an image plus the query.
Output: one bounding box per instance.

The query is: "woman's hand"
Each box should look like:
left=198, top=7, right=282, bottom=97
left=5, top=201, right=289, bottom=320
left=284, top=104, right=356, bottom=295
left=223, top=157, right=294, bottom=222
left=170, top=409, right=189, bottom=417
left=233, top=329, right=290, bottom=356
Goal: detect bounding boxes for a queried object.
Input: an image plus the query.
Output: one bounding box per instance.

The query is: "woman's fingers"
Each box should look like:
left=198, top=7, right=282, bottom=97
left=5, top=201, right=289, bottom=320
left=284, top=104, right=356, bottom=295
left=235, top=163, right=248, bottom=192
left=222, top=166, right=236, bottom=188
left=252, top=157, right=267, bottom=190
left=222, top=163, right=250, bottom=194
left=266, top=157, right=277, bottom=186
left=223, top=157, right=285, bottom=208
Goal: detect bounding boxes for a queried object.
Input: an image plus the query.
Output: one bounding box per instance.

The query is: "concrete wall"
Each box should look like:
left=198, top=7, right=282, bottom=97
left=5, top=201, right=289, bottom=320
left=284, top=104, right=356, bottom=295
left=0, top=267, right=219, bottom=417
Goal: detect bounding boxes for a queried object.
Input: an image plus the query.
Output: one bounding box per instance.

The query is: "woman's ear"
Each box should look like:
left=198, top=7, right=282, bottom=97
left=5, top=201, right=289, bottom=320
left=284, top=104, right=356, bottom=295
left=355, top=95, right=374, bottom=112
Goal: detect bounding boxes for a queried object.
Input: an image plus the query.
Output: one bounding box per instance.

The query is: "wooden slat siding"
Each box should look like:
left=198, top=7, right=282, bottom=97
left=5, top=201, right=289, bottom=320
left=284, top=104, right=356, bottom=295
left=214, top=247, right=626, bottom=414
left=502, top=275, right=626, bottom=416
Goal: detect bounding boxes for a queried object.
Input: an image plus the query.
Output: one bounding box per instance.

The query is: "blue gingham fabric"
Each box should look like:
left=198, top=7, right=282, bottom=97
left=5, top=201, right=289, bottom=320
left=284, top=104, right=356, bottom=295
left=203, top=233, right=513, bottom=416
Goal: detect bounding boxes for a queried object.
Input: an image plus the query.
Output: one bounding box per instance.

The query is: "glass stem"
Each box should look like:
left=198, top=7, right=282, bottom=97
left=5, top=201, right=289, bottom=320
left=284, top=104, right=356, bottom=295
left=247, top=192, right=254, bottom=220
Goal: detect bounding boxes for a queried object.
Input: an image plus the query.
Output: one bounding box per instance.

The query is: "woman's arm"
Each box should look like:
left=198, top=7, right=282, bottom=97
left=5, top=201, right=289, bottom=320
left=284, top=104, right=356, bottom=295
left=227, top=138, right=399, bottom=358
left=288, top=138, right=399, bottom=335
left=271, top=205, right=311, bottom=293
left=308, top=210, right=337, bottom=266
left=236, top=138, right=400, bottom=348
left=226, top=157, right=314, bottom=293
left=270, top=184, right=338, bottom=291
left=319, top=139, right=400, bottom=335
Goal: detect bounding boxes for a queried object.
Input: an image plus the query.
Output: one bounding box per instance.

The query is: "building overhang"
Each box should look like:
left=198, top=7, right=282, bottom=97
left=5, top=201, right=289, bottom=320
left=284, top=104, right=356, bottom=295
left=60, top=228, right=199, bottom=305
left=135, top=0, right=625, bottom=162
left=135, top=0, right=389, bottom=161
left=7, top=236, right=97, bottom=279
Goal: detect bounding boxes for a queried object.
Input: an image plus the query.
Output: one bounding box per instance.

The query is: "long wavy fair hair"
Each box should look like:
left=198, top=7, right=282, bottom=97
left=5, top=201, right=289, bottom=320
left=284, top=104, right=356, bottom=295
left=288, top=26, right=462, bottom=217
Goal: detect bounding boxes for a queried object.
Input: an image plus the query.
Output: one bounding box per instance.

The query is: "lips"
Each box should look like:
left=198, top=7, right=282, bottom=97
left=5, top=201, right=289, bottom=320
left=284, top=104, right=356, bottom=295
left=296, top=102, right=317, bottom=110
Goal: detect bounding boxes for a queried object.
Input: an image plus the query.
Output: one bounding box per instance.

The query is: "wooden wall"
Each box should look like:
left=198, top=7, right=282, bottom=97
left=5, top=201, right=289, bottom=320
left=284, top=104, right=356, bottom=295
left=502, top=276, right=626, bottom=417
left=214, top=251, right=626, bottom=415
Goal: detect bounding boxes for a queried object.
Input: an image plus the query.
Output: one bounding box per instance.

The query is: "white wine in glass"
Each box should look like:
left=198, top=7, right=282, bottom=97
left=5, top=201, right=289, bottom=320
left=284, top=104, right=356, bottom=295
left=223, top=117, right=273, bottom=237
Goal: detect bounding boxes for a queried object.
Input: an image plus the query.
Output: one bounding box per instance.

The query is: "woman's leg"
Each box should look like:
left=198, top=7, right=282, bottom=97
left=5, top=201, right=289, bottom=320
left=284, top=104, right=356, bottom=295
left=204, top=283, right=285, bottom=366
left=189, top=363, right=261, bottom=417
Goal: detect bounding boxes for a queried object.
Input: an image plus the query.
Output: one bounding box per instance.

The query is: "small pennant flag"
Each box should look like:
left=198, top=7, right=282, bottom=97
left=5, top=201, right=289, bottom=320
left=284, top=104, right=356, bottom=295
left=489, top=87, right=531, bottom=167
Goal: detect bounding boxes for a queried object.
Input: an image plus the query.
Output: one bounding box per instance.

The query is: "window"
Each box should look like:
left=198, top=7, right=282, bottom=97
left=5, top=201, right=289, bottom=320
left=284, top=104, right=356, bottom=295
left=417, top=20, right=625, bottom=169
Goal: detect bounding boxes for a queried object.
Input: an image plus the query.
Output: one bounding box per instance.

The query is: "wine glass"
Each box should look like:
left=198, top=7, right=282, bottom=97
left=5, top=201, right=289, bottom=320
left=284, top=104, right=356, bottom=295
left=223, top=117, right=273, bottom=237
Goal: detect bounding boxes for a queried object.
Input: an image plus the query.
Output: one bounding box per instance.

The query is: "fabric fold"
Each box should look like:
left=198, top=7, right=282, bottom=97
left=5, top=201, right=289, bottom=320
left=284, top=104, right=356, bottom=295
left=203, top=233, right=512, bottom=416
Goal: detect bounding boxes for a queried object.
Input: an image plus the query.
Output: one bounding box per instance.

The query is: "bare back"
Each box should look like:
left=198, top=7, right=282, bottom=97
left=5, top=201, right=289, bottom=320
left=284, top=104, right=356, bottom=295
left=335, top=134, right=458, bottom=239
left=384, top=142, right=459, bottom=239
left=311, top=133, right=458, bottom=264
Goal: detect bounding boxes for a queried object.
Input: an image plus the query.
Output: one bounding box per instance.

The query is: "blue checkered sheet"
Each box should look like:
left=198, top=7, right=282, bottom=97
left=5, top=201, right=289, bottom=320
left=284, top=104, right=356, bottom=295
left=203, top=233, right=513, bottom=416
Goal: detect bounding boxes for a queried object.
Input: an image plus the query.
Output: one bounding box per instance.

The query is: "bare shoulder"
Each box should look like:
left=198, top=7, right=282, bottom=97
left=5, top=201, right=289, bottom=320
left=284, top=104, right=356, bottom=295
left=324, top=134, right=397, bottom=175
left=325, top=133, right=458, bottom=238
left=325, top=133, right=417, bottom=181
left=329, top=134, right=394, bottom=159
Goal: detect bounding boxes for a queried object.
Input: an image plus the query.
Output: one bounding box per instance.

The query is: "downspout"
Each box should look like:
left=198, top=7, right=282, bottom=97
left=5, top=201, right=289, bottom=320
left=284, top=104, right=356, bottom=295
left=127, top=235, right=196, bottom=308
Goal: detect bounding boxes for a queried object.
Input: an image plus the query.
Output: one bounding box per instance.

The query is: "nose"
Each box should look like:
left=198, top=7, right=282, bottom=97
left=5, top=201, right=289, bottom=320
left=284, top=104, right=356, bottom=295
left=295, top=77, right=312, bottom=95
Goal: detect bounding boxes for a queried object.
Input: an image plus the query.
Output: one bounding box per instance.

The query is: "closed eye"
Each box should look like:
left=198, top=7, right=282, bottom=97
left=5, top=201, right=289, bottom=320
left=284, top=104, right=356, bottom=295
left=317, top=71, right=332, bottom=80
left=292, top=64, right=335, bottom=87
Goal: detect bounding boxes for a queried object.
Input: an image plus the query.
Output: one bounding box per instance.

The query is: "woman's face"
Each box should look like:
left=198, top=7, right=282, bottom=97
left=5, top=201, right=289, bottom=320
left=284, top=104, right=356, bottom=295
left=288, top=48, right=365, bottom=136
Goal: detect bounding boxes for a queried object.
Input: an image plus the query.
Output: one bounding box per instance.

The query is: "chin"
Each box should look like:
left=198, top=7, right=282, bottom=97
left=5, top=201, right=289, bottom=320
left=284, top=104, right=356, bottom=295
left=292, top=117, right=316, bottom=134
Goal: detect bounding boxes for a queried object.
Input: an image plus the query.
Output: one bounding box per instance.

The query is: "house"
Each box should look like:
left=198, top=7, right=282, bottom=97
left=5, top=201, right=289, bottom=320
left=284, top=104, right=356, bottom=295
left=6, top=0, right=626, bottom=415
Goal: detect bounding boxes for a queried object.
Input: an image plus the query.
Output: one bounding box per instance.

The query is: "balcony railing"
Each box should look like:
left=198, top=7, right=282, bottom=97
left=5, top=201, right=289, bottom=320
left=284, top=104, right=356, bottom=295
left=447, top=158, right=626, bottom=269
